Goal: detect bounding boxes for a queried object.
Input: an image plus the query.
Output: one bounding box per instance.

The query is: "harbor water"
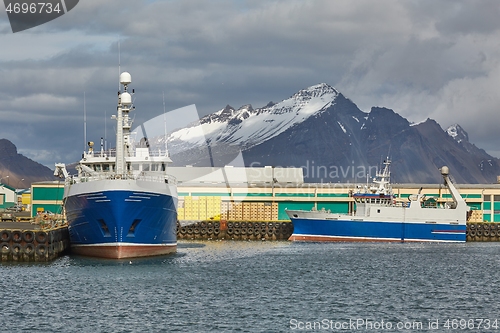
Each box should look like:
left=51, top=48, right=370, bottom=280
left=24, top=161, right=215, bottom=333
left=1, top=241, right=499, bottom=332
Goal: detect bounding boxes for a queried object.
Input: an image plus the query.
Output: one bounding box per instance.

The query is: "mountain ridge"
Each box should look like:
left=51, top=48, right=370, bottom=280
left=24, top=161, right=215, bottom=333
left=163, top=83, right=500, bottom=184
left=0, top=139, right=55, bottom=188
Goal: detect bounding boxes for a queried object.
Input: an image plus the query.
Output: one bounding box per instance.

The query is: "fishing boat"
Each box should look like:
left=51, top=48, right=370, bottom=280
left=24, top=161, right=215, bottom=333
left=54, top=72, right=178, bottom=258
left=286, top=161, right=468, bottom=242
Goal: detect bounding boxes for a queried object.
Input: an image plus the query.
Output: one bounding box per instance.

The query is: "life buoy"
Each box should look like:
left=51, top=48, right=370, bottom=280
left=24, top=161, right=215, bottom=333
left=22, top=231, right=35, bottom=243
left=0, top=230, right=11, bottom=242
left=36, top=244, right=47, bottom=256
left=35, top=231, right=47, bottom=244
left=180, top=227, right=187, bottom=235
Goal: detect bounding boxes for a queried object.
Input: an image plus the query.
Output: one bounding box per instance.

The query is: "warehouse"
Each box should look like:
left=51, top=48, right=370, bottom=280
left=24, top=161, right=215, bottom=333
left=27, top=167, right=500, bottom=223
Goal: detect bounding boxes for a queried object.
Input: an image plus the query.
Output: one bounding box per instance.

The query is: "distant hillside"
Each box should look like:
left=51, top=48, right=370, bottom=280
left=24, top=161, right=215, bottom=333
left=0, top=139, right=55, bottom=188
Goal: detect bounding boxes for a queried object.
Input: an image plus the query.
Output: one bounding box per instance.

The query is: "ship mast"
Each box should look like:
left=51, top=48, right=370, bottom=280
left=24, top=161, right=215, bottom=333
left=115, top=72, right=133, bottom=175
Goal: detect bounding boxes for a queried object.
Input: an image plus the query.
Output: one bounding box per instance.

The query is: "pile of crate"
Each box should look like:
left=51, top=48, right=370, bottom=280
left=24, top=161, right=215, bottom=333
left=178, top=197, right=280, bottom=222
left=222, top=202, right=278, bottom=221
left=467, top=209, right=483, bottom=223
left=178, top=196, right=222, bottom=220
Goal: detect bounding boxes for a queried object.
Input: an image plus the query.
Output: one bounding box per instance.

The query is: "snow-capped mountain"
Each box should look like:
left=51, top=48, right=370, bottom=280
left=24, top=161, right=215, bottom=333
left=446, top=124, right=469, bottom=143
left=167, top=83, right=339, bottom=152
left=160, top=83, right=500, bottom=184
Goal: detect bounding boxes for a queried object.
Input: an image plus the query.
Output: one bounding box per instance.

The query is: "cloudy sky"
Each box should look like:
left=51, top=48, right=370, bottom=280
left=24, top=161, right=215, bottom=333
left=1, top=0, right=500, bottom=167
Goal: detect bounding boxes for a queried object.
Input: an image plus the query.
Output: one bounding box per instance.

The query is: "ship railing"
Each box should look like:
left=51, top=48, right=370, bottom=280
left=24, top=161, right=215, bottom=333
left=66, top=172, right=177, bottom=185
left=82, top=148, right=170, bottom=159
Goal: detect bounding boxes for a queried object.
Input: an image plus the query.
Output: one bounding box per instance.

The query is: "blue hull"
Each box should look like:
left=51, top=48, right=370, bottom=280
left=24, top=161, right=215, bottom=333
left=65, top=189, right=177, bottom=258
left=290, top=218, right=466, bottom=242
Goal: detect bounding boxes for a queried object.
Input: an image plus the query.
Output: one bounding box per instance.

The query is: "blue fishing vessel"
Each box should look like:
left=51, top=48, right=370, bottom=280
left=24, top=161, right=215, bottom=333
left=287, top=161, right=468, bottom=243
left=55, top=72, right=178, bottom=258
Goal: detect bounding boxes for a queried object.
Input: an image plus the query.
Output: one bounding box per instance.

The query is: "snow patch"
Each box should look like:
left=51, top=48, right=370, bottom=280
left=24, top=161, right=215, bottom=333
left=167, top=83, right=339, bottom=151
left=337, top=121, right=347, bottom=133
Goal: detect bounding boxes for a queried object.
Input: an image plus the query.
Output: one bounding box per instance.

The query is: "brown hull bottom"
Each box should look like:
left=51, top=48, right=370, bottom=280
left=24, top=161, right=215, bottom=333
left=71, top=244, right=177, bottom=259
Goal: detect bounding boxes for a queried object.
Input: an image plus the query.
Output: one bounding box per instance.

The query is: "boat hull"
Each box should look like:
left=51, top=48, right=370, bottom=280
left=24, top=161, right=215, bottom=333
left=70, top=243, right=176, bottom=259
left=64, top=179, right=178, bottom=259
left=289, top=217, right=466, bottom=243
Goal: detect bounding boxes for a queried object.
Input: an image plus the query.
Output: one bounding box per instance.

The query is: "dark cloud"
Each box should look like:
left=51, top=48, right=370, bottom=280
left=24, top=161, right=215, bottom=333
left=0, top=0, right=500, bottom=167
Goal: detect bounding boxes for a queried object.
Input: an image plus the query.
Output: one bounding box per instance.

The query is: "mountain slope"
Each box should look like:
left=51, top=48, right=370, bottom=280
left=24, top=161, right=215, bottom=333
left=0, top=139, right=55, bottom=188
left=163, top=84, right=500, bottom=184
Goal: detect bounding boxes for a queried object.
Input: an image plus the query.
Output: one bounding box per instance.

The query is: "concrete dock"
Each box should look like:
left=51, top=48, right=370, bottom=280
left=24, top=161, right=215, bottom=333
left=0, top=221, right=69, bottom=262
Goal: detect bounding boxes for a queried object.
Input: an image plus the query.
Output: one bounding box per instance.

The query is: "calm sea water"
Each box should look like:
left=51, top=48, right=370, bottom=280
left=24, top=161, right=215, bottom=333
left=1, top=241, right=499, bottom=332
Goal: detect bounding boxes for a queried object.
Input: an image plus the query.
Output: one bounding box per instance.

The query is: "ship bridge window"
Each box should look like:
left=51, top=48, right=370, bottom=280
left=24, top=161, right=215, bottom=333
left=131, top=164, right=140, bottom=171
left=143, top=164, right=150, bottom=171
left=103, top=164, right=110, bottom=172
left=161, top=163, right=166, bottom=171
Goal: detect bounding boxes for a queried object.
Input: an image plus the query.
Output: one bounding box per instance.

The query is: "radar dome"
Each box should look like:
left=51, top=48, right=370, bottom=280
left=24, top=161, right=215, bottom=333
left=441, top=166, right=449, bottom=175
left=120, top=72, right=132, bottom=85
left=121, top=92, right=132, bottom=105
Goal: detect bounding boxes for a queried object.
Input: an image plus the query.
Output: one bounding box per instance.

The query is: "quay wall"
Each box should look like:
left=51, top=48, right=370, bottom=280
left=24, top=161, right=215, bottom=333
left=0, top=227, right=69, bottom=262
left=177, top=220, right=293, bottom=241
